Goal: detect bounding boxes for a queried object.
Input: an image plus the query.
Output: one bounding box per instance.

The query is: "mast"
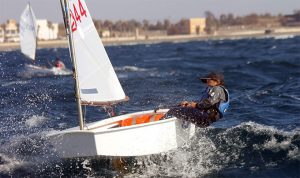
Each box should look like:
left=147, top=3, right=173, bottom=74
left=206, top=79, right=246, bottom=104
left=60, top=0, right=84, bottom=130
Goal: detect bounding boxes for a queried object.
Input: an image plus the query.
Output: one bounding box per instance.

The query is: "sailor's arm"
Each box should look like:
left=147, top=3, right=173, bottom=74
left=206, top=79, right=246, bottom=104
left=195, top=87, right=223, bottom=109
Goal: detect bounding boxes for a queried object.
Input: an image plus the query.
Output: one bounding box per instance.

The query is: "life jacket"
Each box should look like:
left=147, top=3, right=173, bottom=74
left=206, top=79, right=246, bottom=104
left=200, top=86, right=230, bottom=118
left=218, top=86, right=230, bottom=117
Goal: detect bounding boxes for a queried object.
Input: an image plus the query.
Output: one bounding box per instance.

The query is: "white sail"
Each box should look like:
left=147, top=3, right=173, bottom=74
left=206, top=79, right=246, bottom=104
left=19, top=3, right=37, bottom=60
left=68, top=0, right=127, bottom=105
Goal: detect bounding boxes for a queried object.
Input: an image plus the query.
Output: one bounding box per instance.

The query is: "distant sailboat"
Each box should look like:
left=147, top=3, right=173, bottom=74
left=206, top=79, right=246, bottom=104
left=48, top=0, right=195, bottom=158
left=19, top=2, right=37, bottom=60
left=19, top=3, right=72, bottom=77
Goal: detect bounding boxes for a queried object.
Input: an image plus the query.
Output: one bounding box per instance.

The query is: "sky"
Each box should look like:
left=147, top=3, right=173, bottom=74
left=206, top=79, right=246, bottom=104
left=0, top=0, right=299, bottom=24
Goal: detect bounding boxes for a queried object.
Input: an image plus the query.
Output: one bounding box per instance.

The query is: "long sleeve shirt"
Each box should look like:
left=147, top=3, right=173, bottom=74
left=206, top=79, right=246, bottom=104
left=196, top=86, right=226, bottom=111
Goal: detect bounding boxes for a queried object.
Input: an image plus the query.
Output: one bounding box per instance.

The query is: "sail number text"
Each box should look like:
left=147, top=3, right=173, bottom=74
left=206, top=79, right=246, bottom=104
left=70, top=0, right=87, bottom=32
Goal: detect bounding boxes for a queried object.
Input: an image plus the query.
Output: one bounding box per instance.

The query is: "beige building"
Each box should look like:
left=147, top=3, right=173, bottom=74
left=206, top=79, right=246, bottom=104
left=100, top=30, right=110, bottom=38
left=189, top=18, right=206, bottom=34
left=168, top=18, right=206, bottom=35
left=37, top=19, right=59, bottom=40
left=0, top=26, right=4, bottom=43
left=5, top=19, right=19, bottom=42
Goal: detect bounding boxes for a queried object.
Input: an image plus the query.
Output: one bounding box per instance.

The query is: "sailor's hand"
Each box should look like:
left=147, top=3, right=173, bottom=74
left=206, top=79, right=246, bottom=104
left=190, top=102, right=197, bottom=108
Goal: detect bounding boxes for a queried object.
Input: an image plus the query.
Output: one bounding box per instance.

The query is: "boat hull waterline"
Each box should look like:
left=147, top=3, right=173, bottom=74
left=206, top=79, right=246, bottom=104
left=47, top=109, right=195, bottom=158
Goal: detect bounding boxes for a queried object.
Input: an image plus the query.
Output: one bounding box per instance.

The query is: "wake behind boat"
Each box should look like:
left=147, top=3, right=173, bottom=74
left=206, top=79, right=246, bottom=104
left=23, top=64, right=72, bottom=77
left=48, top=0, right=195, bottom=158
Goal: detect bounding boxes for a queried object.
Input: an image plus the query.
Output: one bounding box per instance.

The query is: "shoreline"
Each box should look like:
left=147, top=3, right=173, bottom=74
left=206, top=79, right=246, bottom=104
left=1, top=27, right=300, bottom=51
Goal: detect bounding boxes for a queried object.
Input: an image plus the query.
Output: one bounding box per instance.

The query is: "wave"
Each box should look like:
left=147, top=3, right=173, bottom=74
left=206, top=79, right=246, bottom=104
left=127, top=122, right=299, bottom=177
left=114, top=66, right=150, bottom=72
left=17, top=64, right=72, bottom=78
left=284, top=94, right=300, bottom=101
left=0, top=153, right=25, bottom=175
left=143, top=56, right=182, bottom=62
left=25, top=115, right=48, bottom=128
left=1, top=80, right=29, bottom=87
left=0, top=122, right=298, bottom=177
left=273, top=35, right=295, bottom=40
left=0, top=133, right=57, bottom=177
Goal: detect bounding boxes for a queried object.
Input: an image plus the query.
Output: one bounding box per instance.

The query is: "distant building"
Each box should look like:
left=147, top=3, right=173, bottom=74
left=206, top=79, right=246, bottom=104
left=0, top=26, right=4, bottom=43
left=100, top=30, right=110, bottom=38
left=189, top=18, right=206, bottom=34
left=168, top=18, right=206, bottom=35
left=4, top=19, right=19, bottom=42
left=282, top=13, right=300, bottom=26
left=36, top=19, right=58, bottom=40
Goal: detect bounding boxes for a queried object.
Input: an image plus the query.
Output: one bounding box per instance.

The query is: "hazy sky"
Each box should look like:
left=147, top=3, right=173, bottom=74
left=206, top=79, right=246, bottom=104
left=0, top=0, right=299, bottom=23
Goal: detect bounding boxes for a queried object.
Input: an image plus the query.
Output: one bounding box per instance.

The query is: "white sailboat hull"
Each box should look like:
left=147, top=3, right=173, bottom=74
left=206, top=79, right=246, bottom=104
left=48, top=109, right=195, bottom=158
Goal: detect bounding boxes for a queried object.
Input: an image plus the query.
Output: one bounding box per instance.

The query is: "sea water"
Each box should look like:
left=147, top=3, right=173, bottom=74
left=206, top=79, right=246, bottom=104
left=0, top=36, right=299, bottom=177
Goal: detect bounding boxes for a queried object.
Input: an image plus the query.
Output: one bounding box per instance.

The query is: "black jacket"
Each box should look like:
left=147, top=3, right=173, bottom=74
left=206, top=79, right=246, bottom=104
left=196, top=86, right=227, bottom=121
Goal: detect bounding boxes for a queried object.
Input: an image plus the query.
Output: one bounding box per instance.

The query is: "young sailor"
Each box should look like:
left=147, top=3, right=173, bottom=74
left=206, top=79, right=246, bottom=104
left=163, top=72, right=229, bottom=127
left=54, top=58, right=66, bottom=69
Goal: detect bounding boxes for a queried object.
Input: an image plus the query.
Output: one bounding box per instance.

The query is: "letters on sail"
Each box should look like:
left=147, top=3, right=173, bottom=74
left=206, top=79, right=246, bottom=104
left=20, top=3, right=37, bottom=60
left=68, top=0, right=127, bottom=105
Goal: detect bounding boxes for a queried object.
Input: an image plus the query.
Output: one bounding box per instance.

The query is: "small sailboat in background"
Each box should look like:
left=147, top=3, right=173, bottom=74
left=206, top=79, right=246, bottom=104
left=19, top=3, right=72, bottom=77
left=48, top=0, right=195, bottom=158
left=19, top=2, right=37, bottom=61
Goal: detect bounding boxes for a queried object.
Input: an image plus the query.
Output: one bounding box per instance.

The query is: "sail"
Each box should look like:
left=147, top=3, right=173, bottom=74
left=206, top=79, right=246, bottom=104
left=68, top=0, right=127, bottom=105
left=19, top=3, right=37, bottom=60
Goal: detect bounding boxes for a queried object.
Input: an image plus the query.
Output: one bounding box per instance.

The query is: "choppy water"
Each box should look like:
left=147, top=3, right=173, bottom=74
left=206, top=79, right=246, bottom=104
left=0, top=35, right=299, bottom=177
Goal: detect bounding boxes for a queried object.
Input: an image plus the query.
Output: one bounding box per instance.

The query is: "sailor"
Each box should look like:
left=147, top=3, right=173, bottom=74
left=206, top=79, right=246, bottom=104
left=54, top=58, right=65, bottom=69
left=163, top=72, right=230, bottom=127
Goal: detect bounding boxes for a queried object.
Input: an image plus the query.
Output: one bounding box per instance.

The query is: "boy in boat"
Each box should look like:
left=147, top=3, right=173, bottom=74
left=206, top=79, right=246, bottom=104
left=163, top=72, right=229, bottom=127
left=54, top=58, right=65, bottom=69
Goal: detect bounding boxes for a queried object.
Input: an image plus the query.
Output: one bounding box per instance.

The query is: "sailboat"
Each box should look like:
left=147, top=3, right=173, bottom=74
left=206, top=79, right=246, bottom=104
left=48, top=0, right=195, bottom=158
left=19, top=3, right=72, bottom=76
left=19, top=2, right=37, bottom=61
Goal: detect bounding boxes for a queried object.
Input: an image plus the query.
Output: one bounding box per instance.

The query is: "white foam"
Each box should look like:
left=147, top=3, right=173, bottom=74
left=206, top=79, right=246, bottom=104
left=0, top=153, right=24, bottom=174
left=273, top=35, right=295, bottom=40
left=1, top=80, right=29, bottom=87
left=140, top=122, right=299, bottom=177
left=288, top=147, right=300, bottom=161
left=58, top=122, right=68, bottom=129
left=271, top=45, right=277, bottom=49
left=237, top=121, right=297, bottom=134
left=144, top=57, right=182, bottom=62
left=128, top=128, right=225, bottom=177
left=238, top=122, right=300, bottom=160
left=116, top=73, right=128, bottom=79
left=285, top=94, right=300, bottom=101
left=25, top=115, right=48, bottom=128
left=262, top=136, right=291, bottom=151
left=115, top=66, right=149, bottom=72
left=18, top=64, right=72, bottom=78
left=81, top=159, right=92, bottom=171
left=246, top=94, right=258, bottom=103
